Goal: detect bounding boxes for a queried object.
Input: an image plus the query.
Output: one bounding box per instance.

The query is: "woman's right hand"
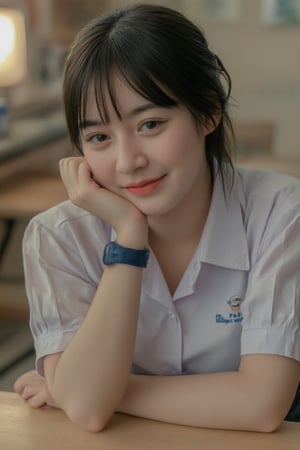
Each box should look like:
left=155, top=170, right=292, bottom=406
left=59, top=157, right=148, bottom=247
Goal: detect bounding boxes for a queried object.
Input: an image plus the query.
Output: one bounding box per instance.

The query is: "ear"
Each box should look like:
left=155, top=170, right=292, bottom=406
left=202, top=109, right=222, bottom=136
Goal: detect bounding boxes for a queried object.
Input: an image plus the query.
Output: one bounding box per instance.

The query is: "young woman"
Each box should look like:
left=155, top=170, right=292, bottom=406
left=14, top=4, right=299, bottom=432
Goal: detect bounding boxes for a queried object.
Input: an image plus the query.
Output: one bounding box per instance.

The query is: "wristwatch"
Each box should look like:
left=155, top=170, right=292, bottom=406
left=102, top=241, right=150, bottom=268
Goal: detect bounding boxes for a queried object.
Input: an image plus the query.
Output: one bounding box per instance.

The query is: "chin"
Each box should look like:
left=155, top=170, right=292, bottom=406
left=134, top=200, right=178, bottom=217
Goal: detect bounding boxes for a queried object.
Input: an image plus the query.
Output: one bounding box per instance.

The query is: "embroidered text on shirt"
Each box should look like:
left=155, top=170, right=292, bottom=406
left=215, top=295, right=243, bottom=324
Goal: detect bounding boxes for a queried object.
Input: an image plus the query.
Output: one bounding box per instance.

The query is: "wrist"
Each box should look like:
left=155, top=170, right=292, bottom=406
left=116, top=222, right=148, bottom=250
left=103, top=241, right=150, bottom=268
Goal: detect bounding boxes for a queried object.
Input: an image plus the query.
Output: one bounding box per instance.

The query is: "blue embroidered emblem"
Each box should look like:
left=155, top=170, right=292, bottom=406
left=216, top=295, right=243, bottom=324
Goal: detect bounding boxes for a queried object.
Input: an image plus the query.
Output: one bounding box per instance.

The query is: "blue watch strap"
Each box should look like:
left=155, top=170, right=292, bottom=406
left=103, top=241, right=150, bottom=268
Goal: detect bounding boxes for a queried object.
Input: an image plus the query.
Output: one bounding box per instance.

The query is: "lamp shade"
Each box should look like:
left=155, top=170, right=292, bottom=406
left=0, top=8, right=27, bottom=87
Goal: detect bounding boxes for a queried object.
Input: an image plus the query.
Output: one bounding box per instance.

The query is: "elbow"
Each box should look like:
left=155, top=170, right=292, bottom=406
left=249, top=410, right=285, bottom=433
left=257, top=415, right=283, bottom=433
left=53, top=385, right=120, bottom=432
left=66, top=405, right=113, bottom=433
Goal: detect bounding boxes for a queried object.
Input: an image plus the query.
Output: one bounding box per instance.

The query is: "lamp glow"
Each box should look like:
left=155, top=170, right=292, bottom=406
left=0, top=17, right=15, bottom=64
left=0, top=8, right=27, bottom=87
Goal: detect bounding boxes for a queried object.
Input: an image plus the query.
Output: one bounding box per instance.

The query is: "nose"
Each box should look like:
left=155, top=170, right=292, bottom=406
left=115, top=137, right=148, bottom=174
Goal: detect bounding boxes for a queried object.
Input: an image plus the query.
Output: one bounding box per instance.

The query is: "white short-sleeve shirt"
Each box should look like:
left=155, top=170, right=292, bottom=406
left=23, top=167, right=300, bottom=376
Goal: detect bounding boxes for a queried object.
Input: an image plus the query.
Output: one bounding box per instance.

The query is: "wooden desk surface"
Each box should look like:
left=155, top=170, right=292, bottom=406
left=0, top=392, right=299, bottom=450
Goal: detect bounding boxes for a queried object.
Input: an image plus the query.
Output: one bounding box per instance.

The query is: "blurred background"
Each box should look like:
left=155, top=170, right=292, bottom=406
left=0, top=0, right=300, bottom=390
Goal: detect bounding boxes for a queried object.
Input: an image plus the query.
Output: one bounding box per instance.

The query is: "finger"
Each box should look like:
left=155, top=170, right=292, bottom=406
left=67, top=160, right=100, bottom=206
left=77, top=158, right=94, bottom=185
left=21, top=383, right=41, bottom=401
left=27, top=391, right=47, bottom=409
left=60, top=157, right=89, bottom=197
left=59, top=157, right=83, bottom=185
left=14, top=378, right=25, bottom=395
left=59, top=157, right=75, bottom=187
left=14, top=370, right=39, bottom=395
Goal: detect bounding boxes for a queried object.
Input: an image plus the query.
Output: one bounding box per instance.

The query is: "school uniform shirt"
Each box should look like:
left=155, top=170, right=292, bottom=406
left=23, top=166, right=300, bottom=376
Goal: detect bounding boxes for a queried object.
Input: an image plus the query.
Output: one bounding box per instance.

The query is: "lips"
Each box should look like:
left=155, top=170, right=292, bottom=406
left=124, top=176, right=164, bottom=188
left=123, top=175, right=166, bottom=196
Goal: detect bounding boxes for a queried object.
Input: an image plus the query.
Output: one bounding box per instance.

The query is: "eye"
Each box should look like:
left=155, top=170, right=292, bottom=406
left=88, top=134, right=108, bottom=144
left=140, top=120, right=162, bottom=132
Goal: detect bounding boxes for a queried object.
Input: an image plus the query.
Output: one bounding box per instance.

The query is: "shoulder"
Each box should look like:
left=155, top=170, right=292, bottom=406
left=235, top=166, right=300, bottom=259
left=27, top=200, right=110, bottom=232
left=237, top=166, right=300, bottom=203
left=23, top=200, right=112, bottom=253
left=236, top=166, right=300, bottom=220
left=28, top=199, right=96, bottom=226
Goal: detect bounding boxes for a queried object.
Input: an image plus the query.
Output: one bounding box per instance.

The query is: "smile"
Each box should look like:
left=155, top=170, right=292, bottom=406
left=124, top=175, right=166, bottom=196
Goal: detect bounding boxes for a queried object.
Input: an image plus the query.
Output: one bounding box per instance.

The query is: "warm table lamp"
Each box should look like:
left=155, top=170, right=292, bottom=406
left=0, top=7, right=27, bottom=137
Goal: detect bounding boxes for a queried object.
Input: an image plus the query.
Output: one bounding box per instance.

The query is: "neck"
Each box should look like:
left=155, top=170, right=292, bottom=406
left=148, top=166, right=213, bottom=247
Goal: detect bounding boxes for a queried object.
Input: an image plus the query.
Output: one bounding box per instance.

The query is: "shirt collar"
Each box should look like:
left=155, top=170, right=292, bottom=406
left=197, top=166, right=249, bottom=271
left=143, top=165, right=249, bottom=305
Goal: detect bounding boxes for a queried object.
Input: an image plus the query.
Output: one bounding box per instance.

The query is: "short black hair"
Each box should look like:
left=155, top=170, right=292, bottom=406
left=63, top=3, right=235, bottom=185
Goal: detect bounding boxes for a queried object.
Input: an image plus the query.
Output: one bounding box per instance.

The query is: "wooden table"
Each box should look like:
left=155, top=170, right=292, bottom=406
left=0, top=392, right=299, bottom=450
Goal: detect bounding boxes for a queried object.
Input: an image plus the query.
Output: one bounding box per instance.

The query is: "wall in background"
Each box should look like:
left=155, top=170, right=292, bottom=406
left=110, top=0, right=300, bottom=159
left=184, top=0, right=300, bottom=159
left=7, top=0, right=300, bottom=158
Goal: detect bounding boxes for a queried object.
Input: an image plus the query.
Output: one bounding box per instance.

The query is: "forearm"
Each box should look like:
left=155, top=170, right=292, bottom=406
left=119, top=372, right=260, bottom=431
left=119, top=356, right=300, bottom=432
left=46, top=262, right=143, bottom=430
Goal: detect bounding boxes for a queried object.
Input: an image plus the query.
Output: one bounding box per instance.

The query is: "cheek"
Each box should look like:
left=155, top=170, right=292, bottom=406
left=161, top=127, right=203, bottom=165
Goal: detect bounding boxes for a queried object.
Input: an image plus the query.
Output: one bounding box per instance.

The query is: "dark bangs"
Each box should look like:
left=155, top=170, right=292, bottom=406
left=63, top=10, right=182, bottom=153
left=84, top=46, right=179, bottom=131
left=63, top=4, right=234, bottom=188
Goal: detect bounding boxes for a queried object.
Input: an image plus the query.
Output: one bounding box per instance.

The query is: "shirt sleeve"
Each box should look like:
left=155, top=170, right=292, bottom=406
left=23, top=218, right=101, bottom=375
left=241, top=205, right=300, bottom=362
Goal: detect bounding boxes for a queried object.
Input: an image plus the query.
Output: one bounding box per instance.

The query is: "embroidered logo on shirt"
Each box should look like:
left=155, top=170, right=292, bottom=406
left=216, top=295, right=243, bottom=324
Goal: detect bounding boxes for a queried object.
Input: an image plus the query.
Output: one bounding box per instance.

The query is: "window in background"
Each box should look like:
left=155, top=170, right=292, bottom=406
left=262, top=0, right=300, bottom=26
left=203, top=0, right=240, bottom=22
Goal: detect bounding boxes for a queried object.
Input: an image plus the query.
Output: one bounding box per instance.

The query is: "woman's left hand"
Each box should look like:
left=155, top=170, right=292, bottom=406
left=14, top=370, right=59, bottom=409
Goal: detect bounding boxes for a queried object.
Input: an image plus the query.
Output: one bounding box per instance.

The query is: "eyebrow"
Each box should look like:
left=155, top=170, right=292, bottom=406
left=79, top=102, right=159, bottom=130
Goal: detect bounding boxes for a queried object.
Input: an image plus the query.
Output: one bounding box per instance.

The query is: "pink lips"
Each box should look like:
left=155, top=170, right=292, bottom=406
left=124, top=175, right=166, bottom=196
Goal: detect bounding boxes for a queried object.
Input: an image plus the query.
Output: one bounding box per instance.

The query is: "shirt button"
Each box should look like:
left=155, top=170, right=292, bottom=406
left=169, top=312, right=177, bottom=320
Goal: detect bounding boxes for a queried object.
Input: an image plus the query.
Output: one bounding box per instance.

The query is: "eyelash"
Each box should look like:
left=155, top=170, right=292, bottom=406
left=85, top=119, right=165, bottom=144
left=87, top=134, right=108, bottom=144
left=140, top=120, right=164, bottom=131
